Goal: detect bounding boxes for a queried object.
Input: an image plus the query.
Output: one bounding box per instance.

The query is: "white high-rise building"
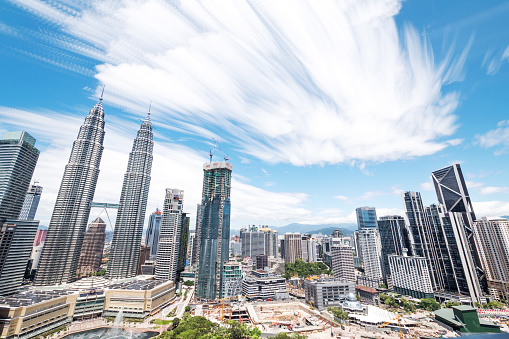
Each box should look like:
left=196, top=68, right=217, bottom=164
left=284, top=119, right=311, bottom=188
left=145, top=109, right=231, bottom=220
left=388, top=250, right=434, bottom=299
left=155, top=189, right=184, bottom=282
left=331, top=245, right=355, bottom=282
left=357, top=228, right=384, bottom=281
left=473, top=218, right=509, bottom=300
left=284, top=233, right=302, bottom=264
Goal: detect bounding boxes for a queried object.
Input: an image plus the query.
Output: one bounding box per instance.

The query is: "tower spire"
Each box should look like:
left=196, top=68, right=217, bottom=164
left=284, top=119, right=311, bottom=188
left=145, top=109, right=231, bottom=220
left=148, top=101, right=151, bottom=117
left=99, top=85, right=105, bottom=101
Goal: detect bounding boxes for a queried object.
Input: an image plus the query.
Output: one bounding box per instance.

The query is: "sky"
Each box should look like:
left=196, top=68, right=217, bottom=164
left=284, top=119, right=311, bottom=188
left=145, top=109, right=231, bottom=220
left=0, top=0, right=508, bottom=232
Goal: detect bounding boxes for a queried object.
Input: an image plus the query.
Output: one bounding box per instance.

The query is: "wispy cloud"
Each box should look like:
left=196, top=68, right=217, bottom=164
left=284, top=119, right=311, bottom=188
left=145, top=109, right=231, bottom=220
left=7, top=0, right=470, bottom=167
left=479, top=186, right=509, bottom=196
left=481, top=45, right=509, bottom=75
left=474, top=120, right=509, bottom=155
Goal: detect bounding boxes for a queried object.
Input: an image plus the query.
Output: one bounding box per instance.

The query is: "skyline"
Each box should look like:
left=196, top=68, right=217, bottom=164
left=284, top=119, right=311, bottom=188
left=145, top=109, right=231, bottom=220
left=0, top=0, right=508, bottom=230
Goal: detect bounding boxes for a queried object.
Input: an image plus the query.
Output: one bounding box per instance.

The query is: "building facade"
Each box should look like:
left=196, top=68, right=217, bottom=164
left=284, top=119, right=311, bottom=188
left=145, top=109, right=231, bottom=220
left=242, top=271, right=287, bottom=300
left=196, top=161, right=232, bottom=300
left=356, top=206, right=378, bottom=230
left=473, top=218, right=509, bottom=300
left=108, top=113, right=153, bottom=279
left=357, top=228, right=384, bottom=282
left=18, top=184, right=43, bottom=221
left=155, top=189, right=184, bottom=282
left=284, top=233, right=302, bottom=264
left=222, top=261, right=242, bottom=298
left=331, top=245, right=355, bottom=282
left=145, top=209, right=162, bottom=260
left=304, top=278, right=355, bottom=310
left=177, top=213, right=190, bottom=281
left=76, top=217, right=106, bottom=276
left=388, top=251, right=434, bottom=299
left=36, top=101, right=105, bottom=285
left=32, top=229, right=47, bottom=247
left=377, top=215, right=411, bottom=279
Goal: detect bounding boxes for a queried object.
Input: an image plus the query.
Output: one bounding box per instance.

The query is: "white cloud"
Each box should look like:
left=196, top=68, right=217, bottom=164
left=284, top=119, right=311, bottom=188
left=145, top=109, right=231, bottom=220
left=466, top=181, right=485, bottom=189
left=474, top=120, right=509, bottom=155
left=420, top=182, right=434, bottom=191
left=0, top=106, right=312, bottom=228
left=8, top=0, right=469, bottom=166
left=360, top=191, right=386, bottom=200
left=334, top=195, right=349, bottom=200
left=479, top=186, right=509, bottom=196
left=377, top=208, right=406, bottom=218
left=482, top=45, right=509, bottom=75
left=474, top=201, right=509, bottom=219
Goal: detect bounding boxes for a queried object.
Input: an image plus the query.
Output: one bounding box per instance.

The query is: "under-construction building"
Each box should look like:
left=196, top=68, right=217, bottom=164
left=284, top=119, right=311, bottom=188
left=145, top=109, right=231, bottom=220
left=196, top=161, right=232, bottom=300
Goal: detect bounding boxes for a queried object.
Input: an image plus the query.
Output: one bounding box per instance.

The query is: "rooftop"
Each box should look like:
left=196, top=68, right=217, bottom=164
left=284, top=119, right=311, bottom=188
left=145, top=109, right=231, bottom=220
left=0, top=290, right=75, bottom=308
left=107, top=279, right=169, bottom=291
left=355, top=285, right=379, bottom=294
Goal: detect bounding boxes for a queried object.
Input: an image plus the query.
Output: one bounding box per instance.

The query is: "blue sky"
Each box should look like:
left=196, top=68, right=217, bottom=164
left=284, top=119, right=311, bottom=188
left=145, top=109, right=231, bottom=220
left=0, top=0, right=508, bottom=230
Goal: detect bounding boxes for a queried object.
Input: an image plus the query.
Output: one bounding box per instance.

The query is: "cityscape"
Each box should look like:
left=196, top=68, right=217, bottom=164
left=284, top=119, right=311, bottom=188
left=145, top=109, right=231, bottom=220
left=1, top=1, right=509, bottom=339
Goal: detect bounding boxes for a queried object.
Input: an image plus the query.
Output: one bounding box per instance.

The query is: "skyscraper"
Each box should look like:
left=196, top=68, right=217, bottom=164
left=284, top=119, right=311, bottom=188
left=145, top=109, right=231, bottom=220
left=18, top=184, right=43, bottom=221
left=378, top=215, right=411, bottom=279
left=356, top=206, right=378, bottom=230
left=284, top=233, right=303, bottom=264
left=331, top=245, right=355, bottom=282
left=108, top=112, right=153, bottom=279
left=196, top=161, right=232, bottom=300
left=155, top=189, right=184, bottom=282
left=473, top=218, right=509, bottom=300
left=241, top=226, right=265, bottom=258
left=36, top=100, right=105, bottom=286
left=145, top=209, right=162, bottom=260
left=76, top=217, right=106, bottom=276
left=0, top=131, right=40, bottom=224
left=177, top=213, right=190, bottom=281
left=191, top=204, right=202, bottom=267
left=357, top=228, right=384, bottom=283
left=432, top=164, right=485, bottom=302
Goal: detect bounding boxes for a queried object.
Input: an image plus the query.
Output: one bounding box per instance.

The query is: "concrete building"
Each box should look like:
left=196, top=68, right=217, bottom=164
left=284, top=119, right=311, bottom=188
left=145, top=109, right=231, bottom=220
left=473, top=218, right=509, bottom=300
left=222, top=261, right=242, bottom=298
left=108, top=112, right=153, bottom=279
left=145, top=209, right=162, bottom=260
left=331, top=245, right=355, bottom=282
left=196, top=161, right=232, bottom=300
left=155, top=189, right=184, bottom=282
left=240, top=226, right=278, bottom=259
left=356, top=206, right=378, bottom=230
left=256, top=255, right=268, bottom=270
left=36, top=101, right=105, bottom=286
left=18, top=184, right=42, bottom=221
left=0, top=220, right=39, bottom=296
left=188, top=230, right=196, bottom=263
left=284, top=233, right=302, bottom=264
left=32, top=229, right=47, bottom=247
left=388, top=250, right=434, bottom=299
left=434, top=306, right=500, bottom=334
left=177, top=213, right=190, bottom=281
left=76, top=217, right=106, bottom=276
left=304, top=278, right=355, bottom=310
left=141, top=260, right=156, bottom=275
left=357, top=228, right=384, bottom=283
left=242, top=271, right=287, bottom=300
left=137, top=244, right=151, bottom=275
left=355, top=285, right=380, bottom=305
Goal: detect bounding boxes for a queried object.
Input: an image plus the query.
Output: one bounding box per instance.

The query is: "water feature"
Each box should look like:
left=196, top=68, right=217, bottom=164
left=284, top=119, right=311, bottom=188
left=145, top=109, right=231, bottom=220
left=62, top=328, right=157, bottom=338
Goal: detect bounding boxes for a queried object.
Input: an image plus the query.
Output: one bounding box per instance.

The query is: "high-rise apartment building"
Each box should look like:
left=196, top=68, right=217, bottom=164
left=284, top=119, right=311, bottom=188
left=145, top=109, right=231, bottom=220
left=191, top=204, right=201, bottom=267
left=240, top=226, right=278, bottom=259
left=188, top=230, right=196, bottom=265
left=473, top=218, right=509, bottom=300
left=145, top=209, right=162, bottom=260
left=196, top=161, right=232, bottom=300
left=357, top=228, right=384, bottom=283
left=356, top=206, right=378, bottom=230
left=18, top=184, right=43, bottom=221
left=36, top=101, right=105, bottom=286
left=377, top=215, right=411, bottom=278
left=331, top=245, right=355, bottom=282
left=388, top=250, right=434, bottom=299
left=108, top=113, right=153, bottom=279
left=76, top=217, right=106, bottom=276
left=177, top=213, right=190, bottom=281
left=284, top=233, right=303, bottom=264
left=0, top=131, right=40, bottom=224
left=155, top=189, right=185, bottom=282
left=432, top=164, right=485, bottom=303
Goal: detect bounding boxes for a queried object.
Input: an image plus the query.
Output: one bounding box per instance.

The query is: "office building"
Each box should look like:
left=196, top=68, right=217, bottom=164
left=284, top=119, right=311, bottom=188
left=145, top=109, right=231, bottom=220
left=331, top=245, right=355, bottom=282
left=260, top=227, right=278, bottom=257
left=377, top=215, right=411, bottom=278
left=222, top=261, right=242, bottom=298
left=140, top=260, right=156, bottom=275
left=283, top=233, right=302, bottom=264
left=76, top=217, right=106, bottom=276
left=304, top=278, right=355, bottom=310
left=242, top=271, right=287, bottom=300
left=432, top=164, right=485, bottom=302
left=240, top=226, right=278, bottom=259
left=280, top=239, right=285, bottom=260
left=187, top=230, right=196, bottom=264
left=355, top=285, right=380, bottom=305
left=155, top=189, right=184, bottom=282
left=177, top=213, right=190, bottom=281
left=145, top=209, right=162, bottom=260
left=18, top=184, right=43, bottom=221
left=256, top=255, right=268, bottom=270
left=0, top=131, right=40, bottom=224
left=36, top=100, right=105, bottom=286
left=0, top=220, right=39, bottom=296
left=356, top=206, right=378, bottom=230
left=191, top=204, right=202, bottom=268
left=137, top=244, right=151, bottom=275
left=32, top=228, right=47, bottom=247
left=388, top=250, right=434, bottom=299
left=196, top=161, right=232, bottom=300
left=108, top=112, right=153, bottom=279
left=331, top=229, right=343, bottom=238
left=357, top=228, right=384, bottom=282
left=473, top=218, right=509, bottom=300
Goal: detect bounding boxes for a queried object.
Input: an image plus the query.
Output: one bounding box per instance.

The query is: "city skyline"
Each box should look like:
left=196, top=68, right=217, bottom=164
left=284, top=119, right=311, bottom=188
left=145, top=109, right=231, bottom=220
left=0, top=1, right=508, bottom=231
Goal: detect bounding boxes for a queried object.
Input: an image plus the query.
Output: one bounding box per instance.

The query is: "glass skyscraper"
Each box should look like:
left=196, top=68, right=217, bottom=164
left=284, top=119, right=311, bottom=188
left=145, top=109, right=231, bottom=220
left=377, top=215, right=411, bottom=279
left=356, top=206, right=378, bottom=229
left=36, top=100, right=105, bottom=286
left=18, top=184, right=43, bottom=221
left=145, top=209, right=162, bottom=260
left=196, top=161, right=232, bottom=300
left=108, top=113, right=153, bottom=279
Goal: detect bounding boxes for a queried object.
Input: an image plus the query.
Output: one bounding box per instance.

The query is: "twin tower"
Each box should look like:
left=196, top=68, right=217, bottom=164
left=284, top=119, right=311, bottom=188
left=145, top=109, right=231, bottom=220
left=35, top=98, right=154, bottom=285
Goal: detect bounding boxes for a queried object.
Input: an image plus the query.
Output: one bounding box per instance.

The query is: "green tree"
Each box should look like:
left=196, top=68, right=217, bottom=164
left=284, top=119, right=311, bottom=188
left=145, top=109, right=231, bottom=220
left=274, top=333, right=307, bottom=339
left=474, top=302, right=482, bottom=308
left=486, top=301, right=505, bottom=309
left=420, top=298, right=441, bottom=312
left=183, top=280, right=194, bottom=286
left=445, top=301, right=461, bottom=308
left=185, top=306, right=191, bottom=313
left=284, top=259, right=331, bottom=279
left=379, top=283, right=387, bottom=289
left=327, top=306, right=349, bottom=320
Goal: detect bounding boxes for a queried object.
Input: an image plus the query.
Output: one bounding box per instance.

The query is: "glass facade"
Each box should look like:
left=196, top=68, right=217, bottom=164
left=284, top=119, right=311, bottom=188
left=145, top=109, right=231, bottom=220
left=356, top=207, right=378, bottom=230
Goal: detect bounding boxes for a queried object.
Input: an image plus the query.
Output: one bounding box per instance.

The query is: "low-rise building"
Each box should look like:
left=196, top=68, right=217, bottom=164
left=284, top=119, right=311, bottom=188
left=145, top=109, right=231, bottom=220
left=242, top=271, right=287, bottom=300
left=355, top=285, right=380, bottom=305
left=304, top=278, right=355, bottom=310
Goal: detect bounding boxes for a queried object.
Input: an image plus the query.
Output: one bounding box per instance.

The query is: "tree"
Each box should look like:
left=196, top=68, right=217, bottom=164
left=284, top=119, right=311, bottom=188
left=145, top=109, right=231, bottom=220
left=185, top=306, right=191, bottom=313
left=474, top=302, right=482, bottom=308
left=356, top=294, right=361, bottom=301
left=284, top=259, right=331, bottom=279
left=420, top=298, right=441, bottom=312
left=183, top=280, right=194, bottom=286
left=379, top=283, right=387, bottom=289
left=327, top=306, right=349, bottom=320
left=445, top=301, right=461, bottom=308
left=274, top=333, right=307, bottom=339
left=485, top=301, right=505, bottom=309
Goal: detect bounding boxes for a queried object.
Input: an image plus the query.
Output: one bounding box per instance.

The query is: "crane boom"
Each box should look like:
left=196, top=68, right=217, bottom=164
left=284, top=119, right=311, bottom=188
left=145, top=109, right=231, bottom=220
left=209, top=138, right=229, bottom=162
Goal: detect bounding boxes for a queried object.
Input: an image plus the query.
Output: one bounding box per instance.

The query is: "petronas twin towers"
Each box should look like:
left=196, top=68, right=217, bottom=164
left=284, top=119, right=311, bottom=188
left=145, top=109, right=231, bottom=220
left=35, top=97, right=153, bottom=285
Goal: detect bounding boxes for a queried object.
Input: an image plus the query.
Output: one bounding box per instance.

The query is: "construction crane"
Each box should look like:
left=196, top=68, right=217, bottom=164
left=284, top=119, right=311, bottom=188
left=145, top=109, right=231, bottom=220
left=379, top=315, right=403, bottom=339
left=209, top=138, right=229, bottom=162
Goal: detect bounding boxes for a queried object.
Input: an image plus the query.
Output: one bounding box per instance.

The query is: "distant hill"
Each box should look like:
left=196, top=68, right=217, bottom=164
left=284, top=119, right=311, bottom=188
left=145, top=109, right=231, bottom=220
left=306, top=226, right=354, bottom=236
